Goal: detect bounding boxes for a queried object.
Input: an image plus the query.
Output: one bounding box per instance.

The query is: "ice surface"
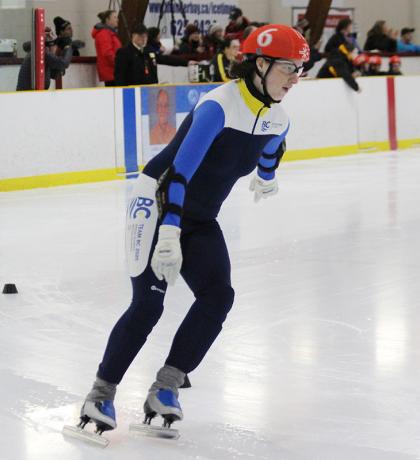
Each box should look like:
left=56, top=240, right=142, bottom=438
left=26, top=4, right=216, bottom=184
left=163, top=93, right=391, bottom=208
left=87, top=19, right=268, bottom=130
left=1, top=150, right=420, bottom=460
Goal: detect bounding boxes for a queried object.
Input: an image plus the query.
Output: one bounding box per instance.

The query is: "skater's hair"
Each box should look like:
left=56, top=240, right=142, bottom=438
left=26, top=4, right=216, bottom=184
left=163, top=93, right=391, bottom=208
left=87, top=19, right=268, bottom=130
left=98, top=10, right=117, bottom=24
left=230, top=58, right=256, bottom=79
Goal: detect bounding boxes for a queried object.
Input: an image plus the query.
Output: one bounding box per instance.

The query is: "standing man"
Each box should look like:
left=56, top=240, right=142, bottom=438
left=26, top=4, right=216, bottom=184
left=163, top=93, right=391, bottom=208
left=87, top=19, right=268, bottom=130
left=114, top=24, right=190, bottom=86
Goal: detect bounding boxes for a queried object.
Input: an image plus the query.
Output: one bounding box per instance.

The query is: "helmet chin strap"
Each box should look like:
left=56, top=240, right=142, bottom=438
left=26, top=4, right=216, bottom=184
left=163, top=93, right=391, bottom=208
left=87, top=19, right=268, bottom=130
left=254, top=58, right=282, bottom=104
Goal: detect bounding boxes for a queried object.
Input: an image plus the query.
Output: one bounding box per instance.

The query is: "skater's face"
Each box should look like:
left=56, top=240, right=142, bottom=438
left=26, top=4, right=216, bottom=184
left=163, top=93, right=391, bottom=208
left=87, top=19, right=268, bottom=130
left=256, top=57, right=303, bottom=101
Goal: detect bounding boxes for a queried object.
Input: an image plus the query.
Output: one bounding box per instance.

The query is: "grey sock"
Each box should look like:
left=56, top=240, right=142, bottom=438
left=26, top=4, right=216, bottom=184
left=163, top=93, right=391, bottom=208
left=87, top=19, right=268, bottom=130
left=148, top=365, right=185, bottom=397
left=86, top=376, right=117, bottom=402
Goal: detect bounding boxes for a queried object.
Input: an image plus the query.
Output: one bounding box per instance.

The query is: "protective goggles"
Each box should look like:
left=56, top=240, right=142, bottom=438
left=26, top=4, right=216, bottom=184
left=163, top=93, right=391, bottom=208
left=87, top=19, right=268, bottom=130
left=265, top=58, right=305, bottom=76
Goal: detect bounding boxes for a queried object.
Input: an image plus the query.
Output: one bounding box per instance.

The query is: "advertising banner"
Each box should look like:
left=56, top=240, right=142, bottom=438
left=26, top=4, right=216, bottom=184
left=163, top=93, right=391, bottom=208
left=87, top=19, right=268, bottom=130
left=144, top=0, right=238, bottom=38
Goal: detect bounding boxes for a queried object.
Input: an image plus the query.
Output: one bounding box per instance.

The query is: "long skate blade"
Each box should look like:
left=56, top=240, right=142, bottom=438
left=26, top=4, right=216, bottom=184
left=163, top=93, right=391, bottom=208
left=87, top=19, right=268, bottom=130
left=62, top=425, right=109, bottom=448
left=129, top=422, right=180, bottom=440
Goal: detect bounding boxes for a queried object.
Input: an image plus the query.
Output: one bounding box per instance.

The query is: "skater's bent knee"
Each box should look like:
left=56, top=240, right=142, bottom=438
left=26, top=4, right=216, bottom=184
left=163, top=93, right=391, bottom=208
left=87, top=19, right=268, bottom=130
left=126, top=297, right=164, bottom=323
left=197, top=284, right=235, bottom=319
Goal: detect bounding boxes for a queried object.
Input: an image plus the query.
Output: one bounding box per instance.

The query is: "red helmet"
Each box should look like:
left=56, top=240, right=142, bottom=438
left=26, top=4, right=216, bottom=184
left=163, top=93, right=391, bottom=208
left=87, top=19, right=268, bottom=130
left=369, top=55, right=382, bottom=65
left=353, top=53, right=368, bottom=66
left=389, top=55, right=401, bottom=64
left=242, top=24, right=310, bottom=62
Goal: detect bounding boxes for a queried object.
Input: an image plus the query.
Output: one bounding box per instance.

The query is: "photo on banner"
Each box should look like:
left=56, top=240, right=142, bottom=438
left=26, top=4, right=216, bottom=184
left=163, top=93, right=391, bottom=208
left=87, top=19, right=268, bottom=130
left=141, top=84, right=219, bottom=164
left=148, top=86, right=177, bottom=146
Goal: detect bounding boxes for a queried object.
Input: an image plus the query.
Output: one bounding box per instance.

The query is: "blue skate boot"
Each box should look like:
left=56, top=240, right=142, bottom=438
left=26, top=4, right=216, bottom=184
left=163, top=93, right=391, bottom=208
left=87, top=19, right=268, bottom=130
left=79, top=376, right=117, bottom=433
left=144, top=388, right=183, bottom=428
left=80, top=399, right=117, bottom=433
left=129, top=365, right=185, bottom=439
left=62, top=377, right=117, bottom=446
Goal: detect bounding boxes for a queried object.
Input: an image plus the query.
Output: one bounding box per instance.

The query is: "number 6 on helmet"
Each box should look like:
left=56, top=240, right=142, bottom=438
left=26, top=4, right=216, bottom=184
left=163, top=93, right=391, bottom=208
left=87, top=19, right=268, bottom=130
left=125, top=173, right=159, bottom=277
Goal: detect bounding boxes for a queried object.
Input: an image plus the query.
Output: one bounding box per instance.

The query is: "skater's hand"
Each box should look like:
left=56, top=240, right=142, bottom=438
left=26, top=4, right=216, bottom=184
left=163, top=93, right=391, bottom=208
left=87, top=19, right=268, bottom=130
left=249, top=174, right=278, bottom=203
left=151, top=225, right=182, bottom=285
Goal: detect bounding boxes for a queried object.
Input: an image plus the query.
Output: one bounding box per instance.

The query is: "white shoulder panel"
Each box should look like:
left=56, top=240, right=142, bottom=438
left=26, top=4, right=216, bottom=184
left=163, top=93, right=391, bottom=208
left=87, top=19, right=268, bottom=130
left=195, top=81, right=289, bottom=137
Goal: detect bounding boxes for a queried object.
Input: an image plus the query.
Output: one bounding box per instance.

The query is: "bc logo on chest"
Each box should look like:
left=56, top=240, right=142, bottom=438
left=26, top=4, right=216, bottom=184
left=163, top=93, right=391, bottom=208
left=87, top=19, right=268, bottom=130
left=261, top=121, right=271, bottom=132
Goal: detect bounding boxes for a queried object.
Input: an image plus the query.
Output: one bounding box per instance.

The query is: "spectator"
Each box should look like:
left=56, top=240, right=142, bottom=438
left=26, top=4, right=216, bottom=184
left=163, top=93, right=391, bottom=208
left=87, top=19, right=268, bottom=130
left=203, top=24, right=224, bottom=58
left=364, top=20, right=397, bottom=52
left=147, top=27, right=165, bottom=55
left=210, top=37, right=240, bottom=82
left=175, top=23, right=208, bottom=60
left=16, top=27, right=72, bottom=91
left=292, top=18, right=320, bottom=74
left=397, top=27, right=420, bottom=53
left=366, top=55, right=387, bottom=76
left=294, top=17, right=310, bottom=37
left=302, top=40, right=321, bottom=74
left=352, top=53, right=369, bottom=76
left=347, top=22, right=363, bottom=52
left=317, top=43, right=360, bottom=92
left=92, top=9, right=121, bottom=86
left=225, top=7, right=250, bottom=41
left=388, top=55, right=403, bottom=75
left=242, top=25, right=258, bottom=41
left=114, top=23, right=190, bottom=86
left=53, top=16, right=85, bottom=56
left=149, top=89, right=177, bottom=145
left=324, top=18, right=353, bottom=54
left=240, top=25, right=258, bottom=53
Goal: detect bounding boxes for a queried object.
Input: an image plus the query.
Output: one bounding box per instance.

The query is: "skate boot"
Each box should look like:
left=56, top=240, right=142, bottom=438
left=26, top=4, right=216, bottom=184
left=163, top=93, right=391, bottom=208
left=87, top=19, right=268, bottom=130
left=129, top=365, right=185, bottom=439
left=62, top=376, right=117, bottom=447
left=80, top=399, right=117, bottom=433
left=144, top=388, right=183, bottom=427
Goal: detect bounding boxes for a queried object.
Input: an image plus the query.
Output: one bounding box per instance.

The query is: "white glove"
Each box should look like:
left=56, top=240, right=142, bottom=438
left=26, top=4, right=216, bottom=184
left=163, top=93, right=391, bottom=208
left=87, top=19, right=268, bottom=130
left=151, top=225, right=182, bottom=285
left=249, top=175, right=278, bottom=203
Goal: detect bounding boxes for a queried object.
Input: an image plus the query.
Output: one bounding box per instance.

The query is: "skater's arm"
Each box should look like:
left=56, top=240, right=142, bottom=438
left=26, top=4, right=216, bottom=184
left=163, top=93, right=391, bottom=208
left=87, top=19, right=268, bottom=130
left=160, top=100, right=225, bottom=227
left=257, top=126, right=289, bottom=180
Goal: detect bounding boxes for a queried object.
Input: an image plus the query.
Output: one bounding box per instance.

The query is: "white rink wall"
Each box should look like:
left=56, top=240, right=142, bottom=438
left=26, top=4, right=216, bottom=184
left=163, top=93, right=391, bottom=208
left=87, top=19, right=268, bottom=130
left=1, top=76, right=420, bottom=191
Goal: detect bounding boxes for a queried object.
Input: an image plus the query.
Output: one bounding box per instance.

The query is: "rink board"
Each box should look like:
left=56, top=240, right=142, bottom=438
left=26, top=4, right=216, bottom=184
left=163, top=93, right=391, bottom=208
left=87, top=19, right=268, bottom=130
left=1, top=76, right=419, bottom=191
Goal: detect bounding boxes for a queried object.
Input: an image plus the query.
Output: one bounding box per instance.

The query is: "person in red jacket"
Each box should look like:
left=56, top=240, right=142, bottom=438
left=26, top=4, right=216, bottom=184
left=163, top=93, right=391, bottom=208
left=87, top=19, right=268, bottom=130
left=91, top=10, right=121, bottom=86
left=224, top=7, right=250, bottom=41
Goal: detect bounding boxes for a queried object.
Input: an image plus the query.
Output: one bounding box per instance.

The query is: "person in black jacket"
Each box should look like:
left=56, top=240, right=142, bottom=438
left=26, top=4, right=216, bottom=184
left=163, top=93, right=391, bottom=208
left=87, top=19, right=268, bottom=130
left=324, top=18, right=353, bottom=54
left=114, top=24, right=190, bottom=86
left=317, top=43, right=361, bottom=92
left=364, top=20, right=398, bottom=52
left=53, top=16, right=85, bottom=56
left=147, top=27, right=165, bottom=55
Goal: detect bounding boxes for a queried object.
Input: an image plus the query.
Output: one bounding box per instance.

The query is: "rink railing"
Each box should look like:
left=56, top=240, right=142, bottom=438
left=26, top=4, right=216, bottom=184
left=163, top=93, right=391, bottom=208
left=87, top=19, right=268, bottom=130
left=1, top=76, right=420, bottom=191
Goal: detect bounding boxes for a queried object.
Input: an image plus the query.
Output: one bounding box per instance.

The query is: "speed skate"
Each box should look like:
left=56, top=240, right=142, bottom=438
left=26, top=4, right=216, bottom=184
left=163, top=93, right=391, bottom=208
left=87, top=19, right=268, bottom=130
left=62, top=422, right=110, bottom=448
left=129, top=418, right=180, bottom=440
left=129, top=389, right=183, bottom=440
left=62, top=400, right=116, bottom=447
